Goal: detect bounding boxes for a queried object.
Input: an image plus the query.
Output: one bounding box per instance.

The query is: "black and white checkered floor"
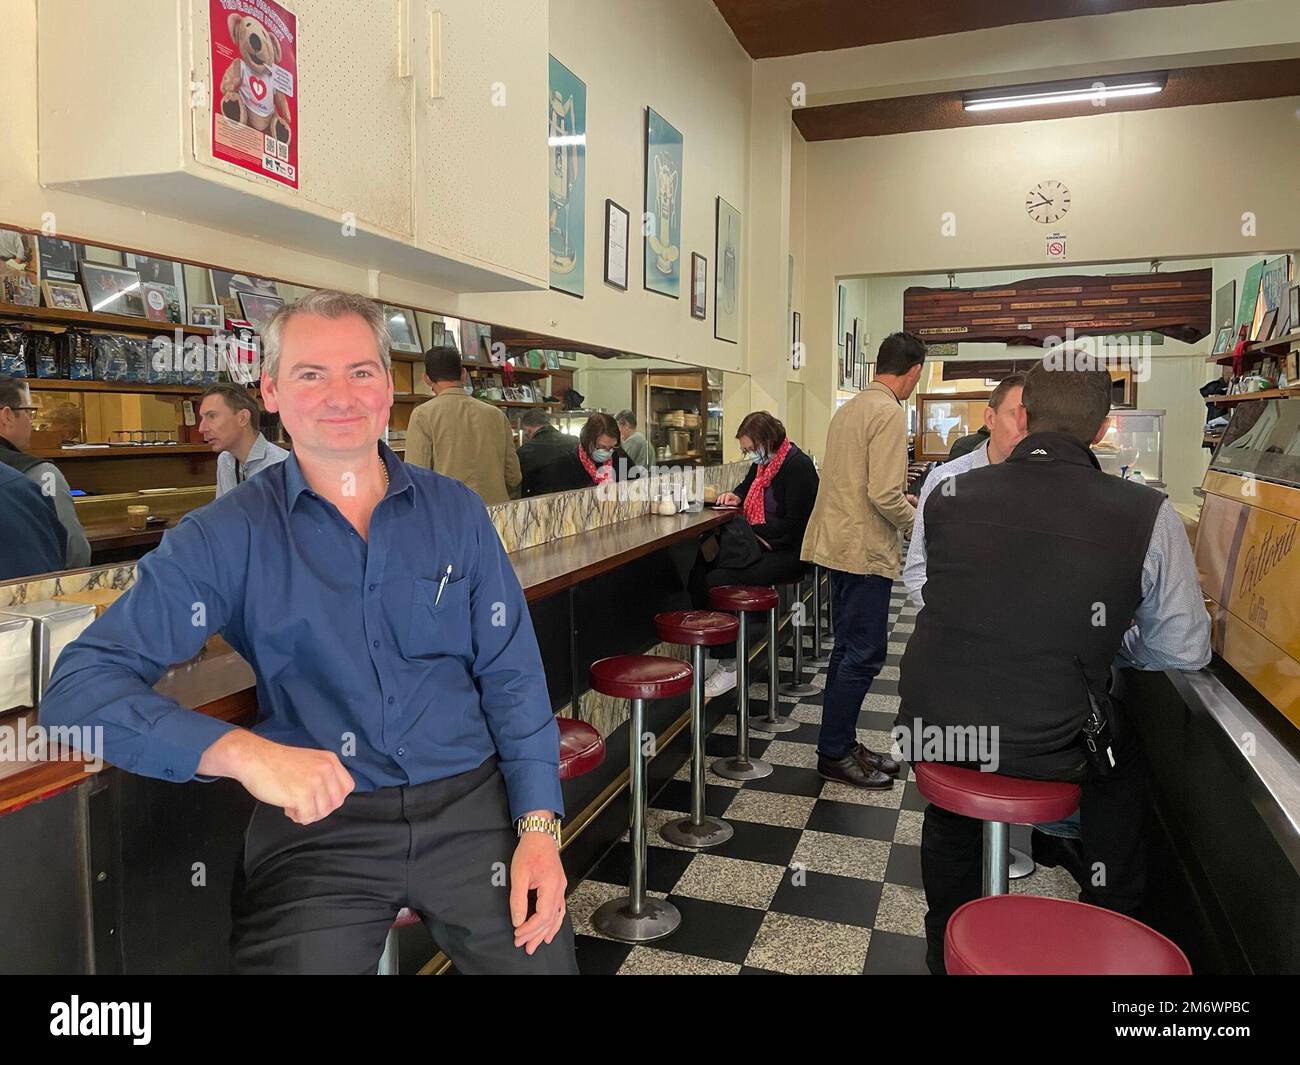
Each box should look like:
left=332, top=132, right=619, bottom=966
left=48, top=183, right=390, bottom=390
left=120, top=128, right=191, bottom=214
left=568, top=582, right=1081, bottom=975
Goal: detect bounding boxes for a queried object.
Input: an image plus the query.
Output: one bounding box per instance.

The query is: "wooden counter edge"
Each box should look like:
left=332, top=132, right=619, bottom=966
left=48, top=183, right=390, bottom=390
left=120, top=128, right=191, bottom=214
left=0, top=688, right=258, bottom=817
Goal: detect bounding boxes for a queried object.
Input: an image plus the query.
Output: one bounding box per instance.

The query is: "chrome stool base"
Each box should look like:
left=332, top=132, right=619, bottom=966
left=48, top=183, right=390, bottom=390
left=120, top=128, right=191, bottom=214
left=1009, top=847, right=1035, bottom=880
left=592, top=896, right=681, bottom=943
left=778, top=681, right=819, bottom=697
left=660, top=814, right=734, bottom=849
left=749, top=712, right=799, bottom=734
left=711, top=755, right=773, bottom=780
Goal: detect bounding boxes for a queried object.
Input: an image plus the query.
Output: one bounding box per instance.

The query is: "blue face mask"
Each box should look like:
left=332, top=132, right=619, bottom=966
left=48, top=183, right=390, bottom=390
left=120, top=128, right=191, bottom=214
left=744, top=448, right=769, bottom=465
left=592, top=447, right=613, bottom=463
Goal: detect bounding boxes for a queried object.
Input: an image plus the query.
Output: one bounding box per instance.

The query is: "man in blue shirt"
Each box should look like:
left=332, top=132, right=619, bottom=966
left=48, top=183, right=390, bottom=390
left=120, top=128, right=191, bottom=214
left=42, top=290, right=576, bottom=974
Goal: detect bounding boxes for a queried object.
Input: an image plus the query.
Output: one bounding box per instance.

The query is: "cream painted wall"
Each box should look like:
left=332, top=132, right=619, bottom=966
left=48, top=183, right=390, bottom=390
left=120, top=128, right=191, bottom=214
left=0, top=1, right=462, bottom=314
left=458, top=0, right=753, bottom=375
left=800, top=98, right=1300, bottom=469
left=787, top=128, right=807, bottom=391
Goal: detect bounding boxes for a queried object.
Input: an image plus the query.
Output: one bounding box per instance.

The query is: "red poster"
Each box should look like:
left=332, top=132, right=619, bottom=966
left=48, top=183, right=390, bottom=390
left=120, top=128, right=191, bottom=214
left=210, top=0, right=299, bottom=189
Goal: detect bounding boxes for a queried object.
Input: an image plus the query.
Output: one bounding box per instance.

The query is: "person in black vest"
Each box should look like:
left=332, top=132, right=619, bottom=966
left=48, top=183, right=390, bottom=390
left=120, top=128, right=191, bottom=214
left=896, top=356, right=1209, bottom=974
left=694, top=411, right=819, bottom=698
left=516, top=408, right=580, bottom=496
left=0, top=462, right=65, bottom=579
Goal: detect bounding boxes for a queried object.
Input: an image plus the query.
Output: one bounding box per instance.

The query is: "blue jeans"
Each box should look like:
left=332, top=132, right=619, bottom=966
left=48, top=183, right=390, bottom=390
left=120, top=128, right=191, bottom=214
left=817, top=570, right=893, bottom=761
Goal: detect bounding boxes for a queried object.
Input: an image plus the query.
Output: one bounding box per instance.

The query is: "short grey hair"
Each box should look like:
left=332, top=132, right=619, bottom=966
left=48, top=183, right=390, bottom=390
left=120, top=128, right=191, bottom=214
left=0, top=374, right=31, bottom=412
left=615, top=409, right=636, bottom=429
left=260, top=289, right=391, bottom=379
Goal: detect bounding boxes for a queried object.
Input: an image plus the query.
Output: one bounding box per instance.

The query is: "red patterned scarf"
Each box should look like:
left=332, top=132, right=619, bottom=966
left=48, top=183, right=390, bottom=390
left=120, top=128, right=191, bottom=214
left=577, top=444, right=613, bottom=485
left=743, top=438, right=792, bottom=526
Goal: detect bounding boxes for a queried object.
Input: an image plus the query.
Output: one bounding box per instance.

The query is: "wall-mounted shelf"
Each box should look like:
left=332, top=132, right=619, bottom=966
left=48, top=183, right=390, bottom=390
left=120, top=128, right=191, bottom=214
left=1209, top=389, right=1300, bottom=405
left=0, top=301, right=216, bottom=336
left=1207, top=329, right=1300, bottom=365
left=30, top=444, right=213, bottom=459
left=27, top=378, right=202, bottom=396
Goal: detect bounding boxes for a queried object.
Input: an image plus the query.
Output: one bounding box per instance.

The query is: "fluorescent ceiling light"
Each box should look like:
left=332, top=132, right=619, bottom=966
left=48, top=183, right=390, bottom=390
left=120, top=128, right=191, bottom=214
left=963, top=74, right=1167, bottom=112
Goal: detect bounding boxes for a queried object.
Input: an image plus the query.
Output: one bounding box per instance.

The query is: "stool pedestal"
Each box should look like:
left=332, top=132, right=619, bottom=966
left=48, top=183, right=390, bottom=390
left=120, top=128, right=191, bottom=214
left=660, top=644, right=734, bottom=848
left=591, top=694, right=682, bottom=942
left=807, top=566, right=830, bottom=667
left=711, top=610, right=773, bottom=780
left=751, top=597, right=799, bottom=735
left=778, top=575, right=818, bottom=699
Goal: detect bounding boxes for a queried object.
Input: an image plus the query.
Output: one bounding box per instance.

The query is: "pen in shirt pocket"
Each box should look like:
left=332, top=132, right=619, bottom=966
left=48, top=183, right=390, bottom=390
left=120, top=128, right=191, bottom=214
left=434, top=563, right=453, bottom=605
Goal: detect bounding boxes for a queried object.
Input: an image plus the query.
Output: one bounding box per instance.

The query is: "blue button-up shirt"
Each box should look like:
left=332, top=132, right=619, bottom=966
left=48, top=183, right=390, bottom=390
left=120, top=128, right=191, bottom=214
left=41, top=443, right=562, bottom=822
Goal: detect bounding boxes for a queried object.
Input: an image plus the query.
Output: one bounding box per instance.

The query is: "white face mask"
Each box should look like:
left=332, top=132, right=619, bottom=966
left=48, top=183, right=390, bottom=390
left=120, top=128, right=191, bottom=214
left=592, top=447, right=613, bottom=463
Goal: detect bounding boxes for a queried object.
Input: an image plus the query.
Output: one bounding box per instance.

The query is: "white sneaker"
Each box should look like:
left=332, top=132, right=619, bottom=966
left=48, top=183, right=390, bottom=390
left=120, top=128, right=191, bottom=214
left=701, top=657, right=732, bottom=681
left=704, top=666, right=737, bottom=699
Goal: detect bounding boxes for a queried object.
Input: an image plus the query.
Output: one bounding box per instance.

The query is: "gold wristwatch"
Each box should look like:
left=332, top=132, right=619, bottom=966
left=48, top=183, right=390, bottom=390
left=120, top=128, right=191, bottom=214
left=516, top=814, right=562, bottom=846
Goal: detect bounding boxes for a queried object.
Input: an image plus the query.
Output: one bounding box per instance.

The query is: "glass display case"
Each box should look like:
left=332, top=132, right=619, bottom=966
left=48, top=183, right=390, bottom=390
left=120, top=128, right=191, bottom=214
left=1210, top=396, right=1300, bottom=487
left=1093, top=408, right=1165, bottom=487
left=915, top=392, right=990, bottom=461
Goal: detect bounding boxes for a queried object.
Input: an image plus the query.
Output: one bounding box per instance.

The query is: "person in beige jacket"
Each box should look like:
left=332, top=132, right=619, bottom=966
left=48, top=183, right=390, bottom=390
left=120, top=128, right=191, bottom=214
left=405, top=345, right=522, bottom=505
left=801, top=331, right=926, bottom=788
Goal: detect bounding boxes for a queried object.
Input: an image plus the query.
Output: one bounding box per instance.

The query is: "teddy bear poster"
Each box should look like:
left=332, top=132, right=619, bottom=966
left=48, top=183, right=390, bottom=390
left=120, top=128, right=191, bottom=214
left=209, top=0, right=299, bottom=189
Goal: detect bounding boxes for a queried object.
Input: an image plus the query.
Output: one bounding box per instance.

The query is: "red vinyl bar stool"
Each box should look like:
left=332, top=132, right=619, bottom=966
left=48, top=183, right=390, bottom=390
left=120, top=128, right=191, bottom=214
left=378, top=716, right=605, bottom=974
left=654, top=611, right=740, bottom=849
left=914, top=762, right=1080, bottom=895
left=945, top=895, right=1192, bottom=975
left=589, top=655, right=692, bottom=942
left=706, top=586, right=778, bottom=778
left=778, top=571, right=818, bottom=699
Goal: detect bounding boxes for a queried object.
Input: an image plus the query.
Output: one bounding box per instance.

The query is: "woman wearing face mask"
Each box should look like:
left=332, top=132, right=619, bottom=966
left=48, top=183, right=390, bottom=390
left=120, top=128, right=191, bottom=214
left=697, top=411, right=820, bottom=698
left=545, top=412, right=631, bottom=492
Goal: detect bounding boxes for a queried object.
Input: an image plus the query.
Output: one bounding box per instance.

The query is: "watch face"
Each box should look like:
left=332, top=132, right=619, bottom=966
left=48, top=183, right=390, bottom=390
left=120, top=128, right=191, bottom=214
left=1026, top=180, right=1070, bottom=224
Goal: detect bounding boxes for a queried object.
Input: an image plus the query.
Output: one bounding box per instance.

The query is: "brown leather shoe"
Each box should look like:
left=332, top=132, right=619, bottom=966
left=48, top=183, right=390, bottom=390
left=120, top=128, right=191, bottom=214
left=853, top=742, right=901, bottom=777
left=818, top=751, right=894, bottom=789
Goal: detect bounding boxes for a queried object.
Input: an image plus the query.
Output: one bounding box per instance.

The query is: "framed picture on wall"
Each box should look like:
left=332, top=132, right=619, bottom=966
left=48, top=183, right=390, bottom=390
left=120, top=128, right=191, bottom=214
left=690, top=253, right=707, bottom=319
left=80, top=261, right=145, bottom=317
left=189, top=303, right=223, bottom=327
left=714, top=196, right=741, bottom=342
left=210, top=269, right=279, bottom=323
left=382, top=305, right=422, bottom=354
left=837, top=284, right=847, bottom=347
left=604, top=199, right=629, bottom=290
left=548, top=56, right=587, bottom=299
left=1256, top=308, right=1277, bottom=345
left=141, top=281, right=182, bottom=323
left=237, top=290, right=285, bottom=334
left=1211, top=325, right=1234, bottom=355
left=41, top=279, right=88, bottom=312
left=643, top=107, right=683, bottom=299
left=125, top=254, right=188, bottom=320
left=791, top=311, right=802, bottom=369
left=37, top=236, right=80, bottom=282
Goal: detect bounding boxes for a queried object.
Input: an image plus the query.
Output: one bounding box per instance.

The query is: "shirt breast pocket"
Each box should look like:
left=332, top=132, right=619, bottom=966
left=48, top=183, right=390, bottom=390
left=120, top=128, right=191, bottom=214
left=405, top=575, right=472, bottom=660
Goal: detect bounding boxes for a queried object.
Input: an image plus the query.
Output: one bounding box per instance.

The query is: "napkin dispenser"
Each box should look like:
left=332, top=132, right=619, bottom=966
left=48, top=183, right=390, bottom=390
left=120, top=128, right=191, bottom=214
left=0, top=600, right=97, bottom=710
left=0, top=616, right=33, bottom=714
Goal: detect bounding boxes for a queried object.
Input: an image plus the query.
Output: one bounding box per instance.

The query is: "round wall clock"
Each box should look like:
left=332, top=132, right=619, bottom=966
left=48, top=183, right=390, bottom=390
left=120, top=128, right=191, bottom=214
left=1025, top=180, right=1070, bottom=224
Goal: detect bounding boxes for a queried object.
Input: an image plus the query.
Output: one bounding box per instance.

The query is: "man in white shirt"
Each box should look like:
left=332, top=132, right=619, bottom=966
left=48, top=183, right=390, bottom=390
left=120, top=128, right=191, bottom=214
left=903, top=374, right=1025, bottom=607
left=199, top=382, right=288, bottom=497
